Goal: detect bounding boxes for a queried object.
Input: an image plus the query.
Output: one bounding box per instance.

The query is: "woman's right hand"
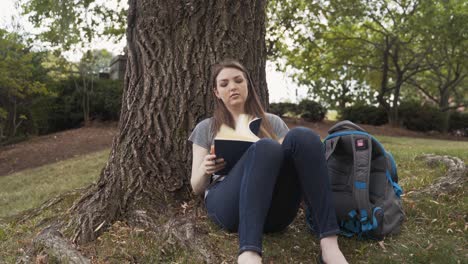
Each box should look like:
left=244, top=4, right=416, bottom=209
left=202, top=154, right=226, bottom=175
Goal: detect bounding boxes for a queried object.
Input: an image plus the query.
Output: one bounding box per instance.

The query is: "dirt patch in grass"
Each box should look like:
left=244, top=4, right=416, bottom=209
left=0, top=118, right=465, bottom=177
left=0, top=122, right=117, bottom=176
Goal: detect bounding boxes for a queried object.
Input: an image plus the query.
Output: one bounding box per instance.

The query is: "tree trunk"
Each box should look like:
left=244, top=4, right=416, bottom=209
left=377, top=37, right=391, bottom=115
left=439, top=88, right=451, bottom=134
left=338, top=83, right=350, bottom=111
left=82, top=76, right=90, bottom=127
left=388, top=76, right=402, bottom=127
left=70, top=0, right=268, bottom=244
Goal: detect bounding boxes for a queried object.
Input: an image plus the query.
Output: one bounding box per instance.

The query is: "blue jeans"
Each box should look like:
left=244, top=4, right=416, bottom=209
left=205, top=127, right=340, bottom=255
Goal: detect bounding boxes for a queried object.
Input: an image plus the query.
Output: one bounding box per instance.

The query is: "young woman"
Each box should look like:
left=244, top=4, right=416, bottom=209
left=189, top=60, right=348, bottom=264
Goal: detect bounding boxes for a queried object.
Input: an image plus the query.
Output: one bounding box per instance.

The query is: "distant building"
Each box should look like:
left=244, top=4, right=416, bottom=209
left=110, top=55, right=127, bottom=80
left=98, top=72, right=110, bottom=79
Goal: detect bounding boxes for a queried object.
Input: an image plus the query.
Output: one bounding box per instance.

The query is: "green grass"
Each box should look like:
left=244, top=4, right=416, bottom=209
left=0, top=149, right=109, bottom=218
left=326, top=110, right=339, bottom=121
left=0, top=137, right=467, bottom=263
left=377, top=136, right=468, bottom=192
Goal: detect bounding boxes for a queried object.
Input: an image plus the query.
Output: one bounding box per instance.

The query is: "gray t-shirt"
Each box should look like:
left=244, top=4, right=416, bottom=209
left=188, top=113, right=289, bottom=150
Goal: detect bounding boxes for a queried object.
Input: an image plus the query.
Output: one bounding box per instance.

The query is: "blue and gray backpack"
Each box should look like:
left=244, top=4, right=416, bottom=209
left=307, top=120, right=405, bottom=240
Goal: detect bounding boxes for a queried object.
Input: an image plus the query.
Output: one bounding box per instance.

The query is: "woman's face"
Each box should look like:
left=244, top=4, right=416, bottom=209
left=214, top=67, right=249, bottom=110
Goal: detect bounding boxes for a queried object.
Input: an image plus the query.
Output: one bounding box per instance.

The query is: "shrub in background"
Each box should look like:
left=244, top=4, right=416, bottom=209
left=90, top=79, right=123, bottom=121
left=399, top=101, right=444, bottom=132
left=298, top=99, right=327, bottom=122
left=36, top=78, right=123, bottom=135
left=45, top=78, right=84, bottom=133
left=340, top=104, right=388, bottom=125
left=449, top=111, right=468, bottom=136
left=269, top=102, right=300, bottom=117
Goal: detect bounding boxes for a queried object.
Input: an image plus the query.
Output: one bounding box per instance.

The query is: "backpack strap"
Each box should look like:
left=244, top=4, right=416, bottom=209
left=371, top=137, right=403, bottom=198
left=385, top=152, right=403, bottom=198
left=324, top=136, right=340, bottom=160
left=350, top=133, right=373, bottom=224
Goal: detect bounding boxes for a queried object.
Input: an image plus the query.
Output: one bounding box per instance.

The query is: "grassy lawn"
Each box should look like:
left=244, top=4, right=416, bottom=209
left=326, top=110, right=339, bottom=121
left=0, top=149, right=109, bottom=218
left=0, top=136, right=466, bottom=263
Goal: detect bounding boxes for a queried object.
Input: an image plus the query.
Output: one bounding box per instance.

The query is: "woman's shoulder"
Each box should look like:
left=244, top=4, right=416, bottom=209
left=195, top=117, right=214, bottom=128
left=265, top=112, right=282, bottom=122
left=189, top=117, right=214, bottom=147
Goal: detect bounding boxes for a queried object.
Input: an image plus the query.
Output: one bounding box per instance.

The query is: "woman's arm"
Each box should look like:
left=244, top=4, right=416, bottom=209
left=191, top=144, right=225, bottom=195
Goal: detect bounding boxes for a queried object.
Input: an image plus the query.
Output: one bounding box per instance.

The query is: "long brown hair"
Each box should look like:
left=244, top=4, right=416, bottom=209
left=211, top=59, right=276, bottom=139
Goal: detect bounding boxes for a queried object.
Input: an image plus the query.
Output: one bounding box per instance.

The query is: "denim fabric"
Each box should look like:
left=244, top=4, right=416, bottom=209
left=205, top=127, right=340, bottom=256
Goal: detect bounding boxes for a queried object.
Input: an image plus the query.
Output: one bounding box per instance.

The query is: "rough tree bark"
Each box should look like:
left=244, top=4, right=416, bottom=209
left=69, top=0, right=268, bottom=244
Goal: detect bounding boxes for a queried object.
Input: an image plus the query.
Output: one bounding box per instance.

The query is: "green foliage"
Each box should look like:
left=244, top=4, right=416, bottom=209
left=90, top=79, right=123, bottom=121
left=45, top=78, right=84, bottom=132
left=0, top=108, right=6, bottom=120
left=42, top=77, right=122, bottom=133
left=0, top=33, right=121, bottom=142
left=399, top=101, right=444, bottom=132
left=269, top=102, right=300, bottom=117
left=408, top=0, right=468, bottom=111
left=298, top=99, right=326, bottom=122
left=340, top=104, right=388, bottom=125
left=20, top=0, right=126, bottom=50
left=270, top=100, right=326, bottom=122
left=449, top=111, right=468, bottom=134
left=80, top=49, right=114, bottom=75
left=267, top=0, right=468, bottom=126
left=0, top=28, right=52, bottom=140
left=73, top=49, right=116, bottom=125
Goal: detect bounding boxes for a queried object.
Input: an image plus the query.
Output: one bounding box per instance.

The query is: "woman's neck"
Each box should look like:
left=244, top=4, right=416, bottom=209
left=227, top=106, right=246, bottom=124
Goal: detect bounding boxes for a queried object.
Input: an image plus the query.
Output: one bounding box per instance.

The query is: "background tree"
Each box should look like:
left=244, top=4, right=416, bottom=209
left=408, top=0, right=468, bottom=133
left=20, top=0, right=125, bottom=128
left=268, top=0, right=445, bottom=126
left=0, top=28, right=50, bottom=140
left=74, top=49, right=114, bottom=126
left=20, top=0, right=126, bottom=50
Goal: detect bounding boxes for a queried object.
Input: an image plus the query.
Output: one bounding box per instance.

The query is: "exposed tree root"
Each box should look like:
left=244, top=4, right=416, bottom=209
left=161, top=216, right=215, bottom=263
left=17, top=226, right=90, bottom=264
left=128, top=206, right=216, bottom=263
left=413, top=154, right=467, bottom=196
left=24, top=193, right=215, bottom=262
left=66, top=179, right=124, bottom=245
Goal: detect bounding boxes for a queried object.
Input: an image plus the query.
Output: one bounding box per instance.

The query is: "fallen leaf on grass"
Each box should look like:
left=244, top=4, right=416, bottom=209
left=378, top=241, right=387, bottom=251
left=208, top=232, right=224, bottom=238
left=181, top=202, right=188, bottom=214
left=94, top=220, right=106, bottom=232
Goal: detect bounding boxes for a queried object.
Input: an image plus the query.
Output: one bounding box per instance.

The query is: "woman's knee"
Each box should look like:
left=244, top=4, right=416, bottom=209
left=286, top=127, right=322, bottom=147
left=254, top=138, right=283, bottom=159
left=256, top=137, right=281, bottom=147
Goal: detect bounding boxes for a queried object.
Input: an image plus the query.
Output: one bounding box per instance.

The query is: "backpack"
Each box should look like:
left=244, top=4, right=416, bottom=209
left=306, top=120, right=404, bottom=240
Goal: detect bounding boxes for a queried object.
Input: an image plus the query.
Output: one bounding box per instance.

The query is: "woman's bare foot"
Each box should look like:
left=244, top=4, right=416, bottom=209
left=320, top=236, right=348, bottom=264
left=238, top=251, right=262, bottom=264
